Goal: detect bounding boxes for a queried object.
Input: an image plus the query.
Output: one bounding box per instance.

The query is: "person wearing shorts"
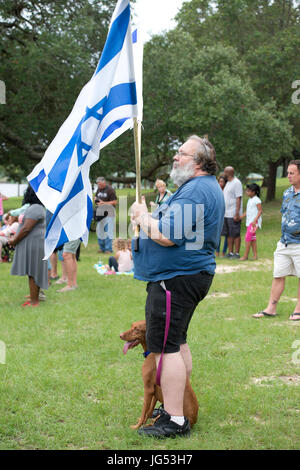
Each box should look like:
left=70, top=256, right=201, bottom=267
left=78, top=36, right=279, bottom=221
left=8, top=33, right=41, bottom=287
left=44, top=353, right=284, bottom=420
left=221, top=216, right=241, bottom=241
left=222, top=167, right=243, bottom=258
left=131, top=135, right=225, bottom=438
left=145, top=272, right=213, bottom=355
left=57, top=239, right=81, bottom=292
left=240, top=183, right=262, bottom=261
left=253, top=160, right=300, bottom=321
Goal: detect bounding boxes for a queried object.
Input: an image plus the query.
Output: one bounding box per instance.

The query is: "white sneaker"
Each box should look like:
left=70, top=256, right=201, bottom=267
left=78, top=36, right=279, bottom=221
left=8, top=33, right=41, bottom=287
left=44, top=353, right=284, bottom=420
left=39, top=290, right=46, bottom=301
left=55, top=278, right=67, bottom=285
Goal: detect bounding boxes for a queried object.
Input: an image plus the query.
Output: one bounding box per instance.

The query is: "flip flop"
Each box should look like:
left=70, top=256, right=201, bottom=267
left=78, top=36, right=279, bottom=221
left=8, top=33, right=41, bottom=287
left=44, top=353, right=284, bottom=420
left=252, top=311, right=277, bottom=319
left=55, top=278, right=67, bottom=284
left=21, top=301, right=39, bottom=307
left=289, top=313, right=300, bottom=321
left=56, top=286, right=76, bottom=292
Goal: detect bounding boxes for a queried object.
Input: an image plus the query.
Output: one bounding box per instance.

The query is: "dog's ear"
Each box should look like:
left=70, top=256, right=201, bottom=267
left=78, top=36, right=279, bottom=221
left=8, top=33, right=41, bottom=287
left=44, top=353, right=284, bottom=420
left=136, top=320, right=146, bottom=332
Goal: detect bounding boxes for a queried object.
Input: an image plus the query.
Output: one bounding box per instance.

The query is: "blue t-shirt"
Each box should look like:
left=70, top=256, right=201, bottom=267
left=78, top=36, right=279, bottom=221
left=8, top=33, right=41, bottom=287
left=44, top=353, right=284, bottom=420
left=280, top=186, right=300, bottom=245
left=133, top=175, right=225, bottom=282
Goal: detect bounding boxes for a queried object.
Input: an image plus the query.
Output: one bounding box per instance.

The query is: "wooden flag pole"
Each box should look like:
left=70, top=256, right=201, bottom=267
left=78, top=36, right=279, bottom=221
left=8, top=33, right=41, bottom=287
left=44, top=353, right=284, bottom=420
left=134, top=117, right=142, bottom=203
left=133, top=117, right=142, bottom=251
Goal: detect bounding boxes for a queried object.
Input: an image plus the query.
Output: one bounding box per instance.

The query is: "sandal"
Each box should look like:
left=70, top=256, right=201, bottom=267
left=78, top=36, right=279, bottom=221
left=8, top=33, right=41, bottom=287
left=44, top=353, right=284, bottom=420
left=289, top=313, right=300, bottom=321
left=21, top=301, right=39, bottom=307
left=56, top=286, right=76, bottom=292
left=252, top=311, right=277, bottom=319
left=55, top=278, right=67, bottom=285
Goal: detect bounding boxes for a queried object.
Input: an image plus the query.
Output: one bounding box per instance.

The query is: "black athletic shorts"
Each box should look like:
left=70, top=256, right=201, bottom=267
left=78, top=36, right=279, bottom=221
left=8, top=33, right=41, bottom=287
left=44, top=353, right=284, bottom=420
left=221, top=217, right=241, bottom=238
left=145, top=271, right=213, bottom=354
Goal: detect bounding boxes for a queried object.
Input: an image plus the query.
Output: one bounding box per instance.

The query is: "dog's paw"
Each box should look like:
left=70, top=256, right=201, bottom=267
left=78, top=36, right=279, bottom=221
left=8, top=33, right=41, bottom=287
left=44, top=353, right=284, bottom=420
left=130, top=423, right=141, bottom=430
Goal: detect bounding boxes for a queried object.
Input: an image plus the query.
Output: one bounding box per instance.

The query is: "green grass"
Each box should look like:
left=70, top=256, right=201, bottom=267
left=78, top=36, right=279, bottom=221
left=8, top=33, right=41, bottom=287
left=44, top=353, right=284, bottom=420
left=0, top=179, right=299, bottom=450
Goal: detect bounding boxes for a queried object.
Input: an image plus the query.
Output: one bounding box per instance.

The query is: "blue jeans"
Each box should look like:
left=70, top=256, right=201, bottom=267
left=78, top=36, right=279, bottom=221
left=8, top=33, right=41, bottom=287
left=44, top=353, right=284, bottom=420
left=217, top=235, right=228, bottom=254
left=96, top=217, right=114, bottom=252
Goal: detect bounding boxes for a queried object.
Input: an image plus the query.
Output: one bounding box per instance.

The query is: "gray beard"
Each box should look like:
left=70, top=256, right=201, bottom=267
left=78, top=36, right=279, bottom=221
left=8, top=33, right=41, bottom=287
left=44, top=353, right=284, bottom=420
left=170, top=161, right=195, bottom=187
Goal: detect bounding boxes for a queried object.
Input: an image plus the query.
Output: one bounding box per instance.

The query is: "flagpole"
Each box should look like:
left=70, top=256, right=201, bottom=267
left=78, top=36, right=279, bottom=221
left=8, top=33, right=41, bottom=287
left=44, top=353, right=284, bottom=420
left=133, top=117, right=142, bottom=251
left=134, top=118, right=142, bottom=203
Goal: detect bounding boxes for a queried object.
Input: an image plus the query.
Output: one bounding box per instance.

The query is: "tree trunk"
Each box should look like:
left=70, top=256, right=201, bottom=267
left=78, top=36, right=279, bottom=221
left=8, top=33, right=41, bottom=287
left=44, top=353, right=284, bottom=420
left=266, top=159, right=280, bottom=202
left=282, top=158, right=289, bottom=177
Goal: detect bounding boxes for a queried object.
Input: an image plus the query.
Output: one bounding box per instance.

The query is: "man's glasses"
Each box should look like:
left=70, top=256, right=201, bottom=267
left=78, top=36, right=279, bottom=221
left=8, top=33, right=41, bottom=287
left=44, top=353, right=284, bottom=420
left=175, top=151, right=195, bottom=158
left=175, top=141, right=210, bottom=159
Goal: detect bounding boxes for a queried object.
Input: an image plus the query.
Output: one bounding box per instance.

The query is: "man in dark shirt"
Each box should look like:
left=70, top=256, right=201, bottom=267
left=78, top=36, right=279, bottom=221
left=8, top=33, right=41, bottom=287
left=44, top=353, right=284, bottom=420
left=94, top=177, right=117, bottom=253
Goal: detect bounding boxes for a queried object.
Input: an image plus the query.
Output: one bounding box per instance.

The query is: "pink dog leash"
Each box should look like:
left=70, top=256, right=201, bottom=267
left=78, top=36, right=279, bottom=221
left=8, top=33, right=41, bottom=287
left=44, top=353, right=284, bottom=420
left=156, top=283, right=171, bottom=386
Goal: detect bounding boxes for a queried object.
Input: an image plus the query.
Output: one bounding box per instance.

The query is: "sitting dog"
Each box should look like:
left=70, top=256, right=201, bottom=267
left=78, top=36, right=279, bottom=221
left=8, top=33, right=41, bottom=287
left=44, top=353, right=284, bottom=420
left=120, top=320, right=199, bottom=429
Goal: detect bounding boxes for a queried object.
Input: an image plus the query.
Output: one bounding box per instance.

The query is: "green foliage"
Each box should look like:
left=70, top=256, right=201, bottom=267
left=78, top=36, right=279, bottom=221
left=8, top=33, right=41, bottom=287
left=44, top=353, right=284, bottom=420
left=176, top=0, right=300, bottom=165
left=0, top=0, right=299, bottom=194
left=0, top=0, right=125, bottom=178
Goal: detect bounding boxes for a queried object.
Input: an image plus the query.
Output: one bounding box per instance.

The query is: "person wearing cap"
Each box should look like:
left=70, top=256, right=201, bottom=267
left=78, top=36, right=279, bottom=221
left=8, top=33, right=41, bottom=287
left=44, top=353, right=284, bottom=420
left=94, top=177, right=117, bottom=253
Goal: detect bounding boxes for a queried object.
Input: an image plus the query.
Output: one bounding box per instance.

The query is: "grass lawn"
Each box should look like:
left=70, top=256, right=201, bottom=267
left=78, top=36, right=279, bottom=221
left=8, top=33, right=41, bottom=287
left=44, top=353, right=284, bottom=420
left=0, top=180, right=299, bottom=450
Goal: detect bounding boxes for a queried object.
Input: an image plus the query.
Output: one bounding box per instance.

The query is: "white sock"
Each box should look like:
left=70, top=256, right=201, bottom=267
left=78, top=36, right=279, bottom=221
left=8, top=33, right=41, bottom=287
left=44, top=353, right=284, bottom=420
left=171, top=416, right=185, bottom=426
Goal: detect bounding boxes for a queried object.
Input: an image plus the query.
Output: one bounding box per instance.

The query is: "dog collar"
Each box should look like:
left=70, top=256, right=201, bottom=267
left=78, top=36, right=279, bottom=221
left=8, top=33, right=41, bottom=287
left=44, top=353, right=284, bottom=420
left=143, top=351, right=151, bottom=358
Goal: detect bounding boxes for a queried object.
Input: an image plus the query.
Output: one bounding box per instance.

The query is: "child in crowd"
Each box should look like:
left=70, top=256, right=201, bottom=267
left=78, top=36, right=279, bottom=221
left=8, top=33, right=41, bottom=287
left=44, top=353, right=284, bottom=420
left=0, top=214, right=19, bottom=262
left=0, top=192, right=8, bottom=227
left=1, top=213, right=9, bottom=230
left=107, top=239, right=133, bottom=273
left=240, top=183, right=262, bottom=260
left=10, top=203, right=30, bottom=219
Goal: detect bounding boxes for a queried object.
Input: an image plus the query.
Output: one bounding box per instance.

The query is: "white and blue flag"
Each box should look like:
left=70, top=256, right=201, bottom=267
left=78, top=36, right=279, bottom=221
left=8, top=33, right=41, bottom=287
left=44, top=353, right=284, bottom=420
left=27, top=0, right=142, bottom=259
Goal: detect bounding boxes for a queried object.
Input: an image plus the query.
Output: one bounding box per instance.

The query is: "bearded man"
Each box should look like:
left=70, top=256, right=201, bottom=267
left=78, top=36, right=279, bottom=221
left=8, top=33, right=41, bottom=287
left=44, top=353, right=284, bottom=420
left=130, top=135, right=225, bottom=438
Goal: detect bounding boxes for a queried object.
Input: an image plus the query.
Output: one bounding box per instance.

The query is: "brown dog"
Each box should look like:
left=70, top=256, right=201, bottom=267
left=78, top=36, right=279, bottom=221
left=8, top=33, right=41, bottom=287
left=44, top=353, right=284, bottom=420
left=120, top=320, right=199, bottom=429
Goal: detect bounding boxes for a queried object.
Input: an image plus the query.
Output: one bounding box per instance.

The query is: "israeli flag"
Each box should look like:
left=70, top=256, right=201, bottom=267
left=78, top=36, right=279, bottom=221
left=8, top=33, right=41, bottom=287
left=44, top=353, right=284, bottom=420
left=27, top=0, right=142, bottom=259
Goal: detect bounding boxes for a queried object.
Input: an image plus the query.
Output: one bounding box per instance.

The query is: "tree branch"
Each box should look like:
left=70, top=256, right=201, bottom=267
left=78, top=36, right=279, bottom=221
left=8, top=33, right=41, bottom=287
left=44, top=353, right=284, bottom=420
left=106, top=158, right=169, bottom=183
left=0, top=122, right=43, bottom=161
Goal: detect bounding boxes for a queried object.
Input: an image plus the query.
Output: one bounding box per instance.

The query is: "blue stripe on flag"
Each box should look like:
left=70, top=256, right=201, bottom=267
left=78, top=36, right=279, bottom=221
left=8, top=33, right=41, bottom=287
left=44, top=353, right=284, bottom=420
left=100, top=117, right=129, bottom=143
left=56, top=227, right=69, bottom=247
left=47, top=82, right=136, bottom=192
left=29, top=169, right=46, bottom=193
left=48, top=97, right=107, bottom=191
left=47, top=121, right=82, bottom=192
left=102, top=82, right=137, bottom=119
left=95, top=4, right=130, bottom=75
left=86, top=194, right=93, bottom=230
left=132, top=29, right=137, bottom=43
left=46, top=172, right=84, bottom=238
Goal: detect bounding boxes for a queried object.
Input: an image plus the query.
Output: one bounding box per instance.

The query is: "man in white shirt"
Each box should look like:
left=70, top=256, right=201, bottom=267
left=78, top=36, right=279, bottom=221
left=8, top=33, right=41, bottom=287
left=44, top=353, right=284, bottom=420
left=222, top=166, right=243, bottom=258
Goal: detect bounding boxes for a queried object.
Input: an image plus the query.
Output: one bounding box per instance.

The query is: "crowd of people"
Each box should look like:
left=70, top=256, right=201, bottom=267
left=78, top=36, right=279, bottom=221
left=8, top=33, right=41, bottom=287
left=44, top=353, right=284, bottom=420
left=1, top=186, right=82, bottom=305
left=2, top=140, right=300, bottom=439
left=0, top=175, right=171, bottom=301
left=1, top=160, right=297, bottom=309
left=217, top=167, right=263, bottom=261
left=0, top=161, right=292, bottom=308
